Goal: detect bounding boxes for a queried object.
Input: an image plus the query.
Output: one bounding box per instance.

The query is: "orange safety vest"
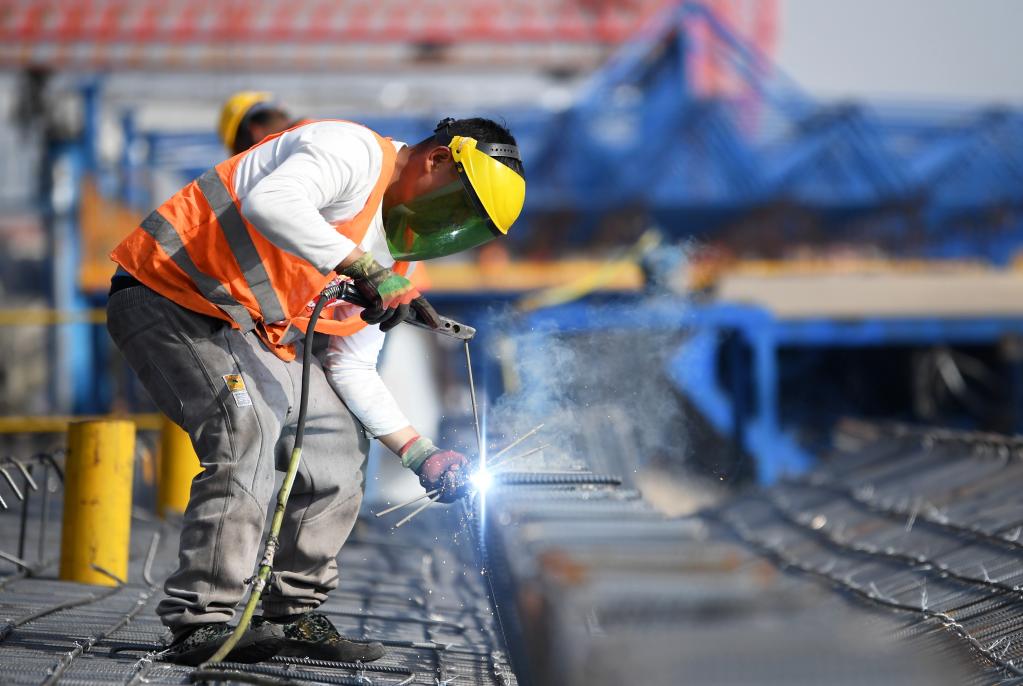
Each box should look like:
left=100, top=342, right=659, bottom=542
left=110, top=120, right=408, bottom=361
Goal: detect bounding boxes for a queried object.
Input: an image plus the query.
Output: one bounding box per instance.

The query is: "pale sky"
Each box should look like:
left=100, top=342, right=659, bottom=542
left=776, top=0, right=1023, bottom=103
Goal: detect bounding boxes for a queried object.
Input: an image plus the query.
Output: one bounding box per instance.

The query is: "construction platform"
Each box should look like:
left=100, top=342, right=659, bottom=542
left=0, top=422, right=1022, bottom=684
left=714, top=421, right=1023, bottom=685
left=0, top=479, right=515, bottom=686
left=480, top=423, right=1023, bottom=685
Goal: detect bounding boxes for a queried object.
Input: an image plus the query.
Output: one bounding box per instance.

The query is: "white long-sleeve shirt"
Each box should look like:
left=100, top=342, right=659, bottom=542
left=234, top=120, right=411, bottom=436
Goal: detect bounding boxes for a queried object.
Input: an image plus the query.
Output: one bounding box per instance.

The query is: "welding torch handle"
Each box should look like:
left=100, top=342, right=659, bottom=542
left=337, top=282, right=475, bottom=341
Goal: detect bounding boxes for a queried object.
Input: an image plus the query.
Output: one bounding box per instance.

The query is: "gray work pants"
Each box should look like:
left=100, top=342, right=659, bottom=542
left=107, top=285, right=368, bottom=633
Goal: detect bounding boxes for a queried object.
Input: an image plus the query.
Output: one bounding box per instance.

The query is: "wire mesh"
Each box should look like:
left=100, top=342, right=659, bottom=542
left=0, top=481, right=516, bottom=686
left=717, top=422, right=1023, bottom=685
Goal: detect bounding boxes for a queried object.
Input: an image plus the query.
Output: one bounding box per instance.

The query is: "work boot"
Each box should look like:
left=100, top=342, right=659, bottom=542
left=161, top=621, right=284, bottom=666
left=258, top=612, right=385, bottom=662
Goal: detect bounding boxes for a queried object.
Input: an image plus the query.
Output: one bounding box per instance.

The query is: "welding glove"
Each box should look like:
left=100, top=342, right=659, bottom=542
left=340, top=253, right=440, bottom=332
left=399, top=437, right=471, bottom=504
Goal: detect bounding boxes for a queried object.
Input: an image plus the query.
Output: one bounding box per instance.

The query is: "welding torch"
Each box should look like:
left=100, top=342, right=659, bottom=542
left=334, top=281, right=476, bottom=341
left=337, top=279, right=487, bottom=504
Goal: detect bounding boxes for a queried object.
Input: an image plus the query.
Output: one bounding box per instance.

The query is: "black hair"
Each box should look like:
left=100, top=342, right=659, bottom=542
left=427, top=117, right=524, bottom=177
left=232, top=107, right=289, bottom=155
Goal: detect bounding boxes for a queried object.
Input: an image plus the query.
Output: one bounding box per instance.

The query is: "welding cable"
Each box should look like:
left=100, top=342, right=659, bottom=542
left=205, top=282, right=344, bottom=665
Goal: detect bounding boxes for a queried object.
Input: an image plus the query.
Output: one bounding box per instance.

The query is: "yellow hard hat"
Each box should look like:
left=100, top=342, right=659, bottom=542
left=449, top=135, right=525, bottom=235
left=217, top=91, right=273, bottom=152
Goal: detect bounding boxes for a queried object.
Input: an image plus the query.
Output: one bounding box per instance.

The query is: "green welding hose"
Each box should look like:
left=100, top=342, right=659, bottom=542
left=205, top=283, right=342, bottom=665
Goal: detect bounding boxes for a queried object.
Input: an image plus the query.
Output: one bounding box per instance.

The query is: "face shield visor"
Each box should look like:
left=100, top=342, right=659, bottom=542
left=384, top=124, right=525, bottom=262
left=384, top=179, right=501, bottom=262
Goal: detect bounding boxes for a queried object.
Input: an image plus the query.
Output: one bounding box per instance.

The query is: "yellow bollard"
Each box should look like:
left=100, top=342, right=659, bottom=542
left=60, top=420, right=136, bottom=586
left=157, top=416, right=201, bottom=518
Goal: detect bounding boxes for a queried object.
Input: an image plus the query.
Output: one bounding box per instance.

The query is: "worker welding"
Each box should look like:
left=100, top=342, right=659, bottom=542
left=1, top=2, right=1022, bottom=685
left=106, top=111, right=525, bottom=665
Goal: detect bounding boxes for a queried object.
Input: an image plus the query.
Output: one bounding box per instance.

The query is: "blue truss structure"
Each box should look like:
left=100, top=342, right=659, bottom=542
left=518, top=2, right=1023, bottom=259
left=107, top=2, right=1023, bottom=259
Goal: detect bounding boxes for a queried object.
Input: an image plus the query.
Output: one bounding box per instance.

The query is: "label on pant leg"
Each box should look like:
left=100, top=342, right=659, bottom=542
left=223, top=374, right=253, bottom=407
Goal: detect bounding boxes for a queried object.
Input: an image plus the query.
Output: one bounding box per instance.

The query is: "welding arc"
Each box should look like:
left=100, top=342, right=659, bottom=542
left=374, top=489, right=440, bottom=517
left=377, top=430, right=548, bottom=518
left=380, top=433, right=549, bottom=521
left=490, top=423, right=545, bottom=461
left=380, top=340, right=487, bottom=526
left=393, top=494, right=441, bottom=529
left=206, top=286, right=338, bottom=665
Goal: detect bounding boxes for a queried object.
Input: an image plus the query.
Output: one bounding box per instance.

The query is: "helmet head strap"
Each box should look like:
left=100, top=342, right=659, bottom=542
left=433, top=118, right=521, bottom=162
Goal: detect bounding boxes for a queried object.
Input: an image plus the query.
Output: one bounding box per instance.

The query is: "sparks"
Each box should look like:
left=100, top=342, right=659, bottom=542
left=470, top=468, right=494, bottom=495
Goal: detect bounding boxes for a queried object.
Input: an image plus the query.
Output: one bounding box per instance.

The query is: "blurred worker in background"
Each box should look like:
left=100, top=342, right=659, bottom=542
left=217, top=91, right=294, bottom=156
left=105, top=116, right=525, bottom=665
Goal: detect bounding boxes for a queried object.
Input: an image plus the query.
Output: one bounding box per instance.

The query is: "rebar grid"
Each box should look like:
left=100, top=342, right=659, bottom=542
left=0, top=485, right=516, bottom=686
left=715, top=423, right=1023, bottom=685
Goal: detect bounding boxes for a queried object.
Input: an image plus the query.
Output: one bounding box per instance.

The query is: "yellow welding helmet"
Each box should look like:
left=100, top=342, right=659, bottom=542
left=384, top=119, right=525, bottom=261
left=217, top=91, right=273, bottom=152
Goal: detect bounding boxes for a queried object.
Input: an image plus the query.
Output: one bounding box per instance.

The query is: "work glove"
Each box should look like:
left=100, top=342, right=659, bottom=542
left=340, top=253, right=440, bottom=332
left=399, top=437, right=471, bottom=504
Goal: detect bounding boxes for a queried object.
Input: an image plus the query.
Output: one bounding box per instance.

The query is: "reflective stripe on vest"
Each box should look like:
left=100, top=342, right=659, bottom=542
left=111, top=120, right=398, bottom=360
left=139, top=210, right=257, bottom=332
left=195, top=169, right=288, bottom=325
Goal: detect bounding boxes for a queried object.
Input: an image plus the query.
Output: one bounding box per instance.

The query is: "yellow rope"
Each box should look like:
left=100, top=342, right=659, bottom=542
left=0, top=309, right=107, bottom=326
left=0, top=414, right=162, bottom=433
left=517, top=229, right=662, bottom=312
